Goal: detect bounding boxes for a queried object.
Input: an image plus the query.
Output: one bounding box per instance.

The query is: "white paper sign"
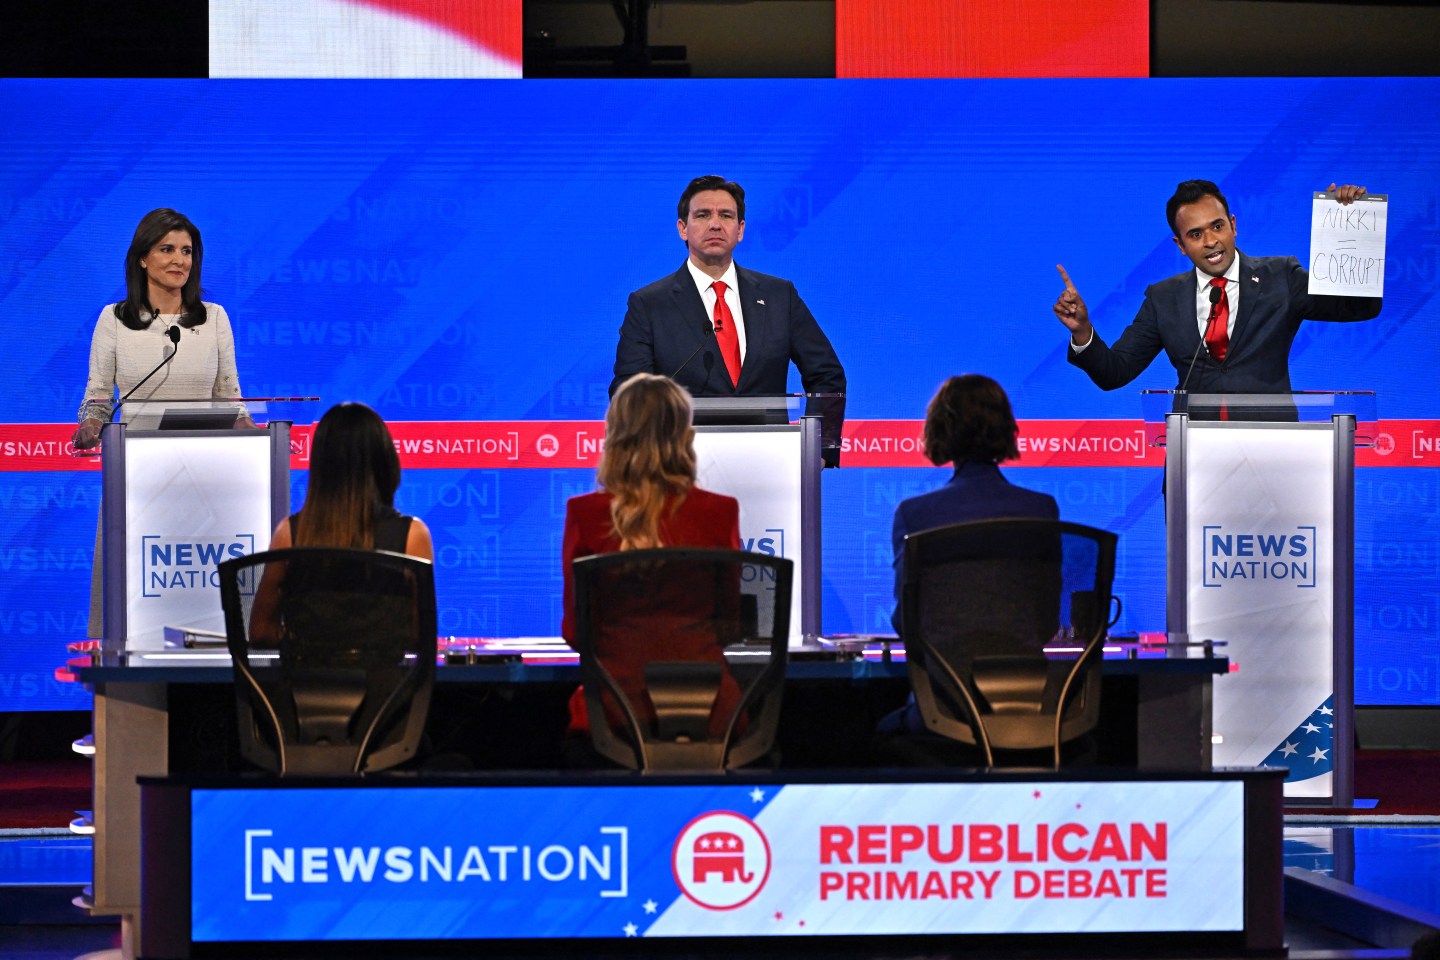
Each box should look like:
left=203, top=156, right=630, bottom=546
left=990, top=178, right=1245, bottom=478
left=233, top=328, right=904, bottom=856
left=1308, top=192, right=1387, bottom=296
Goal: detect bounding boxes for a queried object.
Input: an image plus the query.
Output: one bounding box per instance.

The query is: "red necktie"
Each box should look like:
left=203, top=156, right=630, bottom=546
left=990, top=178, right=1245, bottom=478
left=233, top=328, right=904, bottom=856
left=1205, top=277, right=1229, bottom=362
left=711, top=281, right=742, bottom=387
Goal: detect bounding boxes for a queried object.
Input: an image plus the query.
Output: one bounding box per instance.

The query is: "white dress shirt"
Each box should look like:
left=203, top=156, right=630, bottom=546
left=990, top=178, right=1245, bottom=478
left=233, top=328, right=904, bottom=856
left=1193, top=259, right=1241, bottom=340
left=686, top=258, right=748, bottom=363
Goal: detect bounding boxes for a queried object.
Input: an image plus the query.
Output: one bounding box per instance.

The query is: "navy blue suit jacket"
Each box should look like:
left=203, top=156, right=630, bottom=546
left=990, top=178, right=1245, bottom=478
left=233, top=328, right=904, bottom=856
left=890, top=461, right=1059, bottom=632
left=1069, top=253, right=1382, bottom=394
left=611, top=263, right=846, bottom=401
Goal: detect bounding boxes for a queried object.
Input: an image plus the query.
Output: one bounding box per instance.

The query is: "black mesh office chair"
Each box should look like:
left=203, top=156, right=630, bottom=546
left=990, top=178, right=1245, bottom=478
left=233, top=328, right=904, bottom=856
left=901, top=518, right=1119, bottom=768
left=572, top=548, right=792, bottom=772
left=217, top=547, right=437, bottom=775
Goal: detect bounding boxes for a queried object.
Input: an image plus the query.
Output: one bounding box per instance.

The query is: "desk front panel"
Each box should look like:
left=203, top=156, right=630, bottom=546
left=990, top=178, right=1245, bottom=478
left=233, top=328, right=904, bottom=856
left=139, top=770, right=1281, bottom=956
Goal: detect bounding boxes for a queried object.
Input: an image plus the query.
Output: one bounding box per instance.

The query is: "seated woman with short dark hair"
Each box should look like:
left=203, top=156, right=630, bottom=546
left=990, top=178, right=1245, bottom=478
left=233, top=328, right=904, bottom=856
left=882, top=374, right=1058, bottom=734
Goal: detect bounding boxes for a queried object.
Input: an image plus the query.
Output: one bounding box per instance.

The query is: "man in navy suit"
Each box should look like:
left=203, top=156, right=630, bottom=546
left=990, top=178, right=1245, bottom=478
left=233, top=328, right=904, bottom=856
left=611, top=175, right=846, bottom=464
left=1054, top=180, right=1382, bottom=396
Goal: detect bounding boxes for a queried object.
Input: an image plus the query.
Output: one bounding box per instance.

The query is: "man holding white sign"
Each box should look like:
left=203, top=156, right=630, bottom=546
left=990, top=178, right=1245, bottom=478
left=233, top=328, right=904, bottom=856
left=1053, top=180, right=1382, bottom=396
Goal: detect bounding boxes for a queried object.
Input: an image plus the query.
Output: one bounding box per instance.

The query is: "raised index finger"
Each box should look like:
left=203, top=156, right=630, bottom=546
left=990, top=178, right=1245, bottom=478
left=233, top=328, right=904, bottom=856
left=1056, top=264, right=1077, bottom=293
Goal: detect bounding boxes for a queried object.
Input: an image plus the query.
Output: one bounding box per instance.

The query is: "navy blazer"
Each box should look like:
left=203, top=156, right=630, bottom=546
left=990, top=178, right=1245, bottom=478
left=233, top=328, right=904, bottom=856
left=1069, top=253, right=1382, bottom=394
left=611, top=263, right=846, bottom=401
left=890, top=461, right=1059, bottom=632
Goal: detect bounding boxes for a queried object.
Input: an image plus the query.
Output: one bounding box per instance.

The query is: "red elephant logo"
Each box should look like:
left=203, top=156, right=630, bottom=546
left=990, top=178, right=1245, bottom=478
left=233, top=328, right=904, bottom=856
left=692, top=831, right=753, bottom=883
left=673, top=811, right=771, bottom=910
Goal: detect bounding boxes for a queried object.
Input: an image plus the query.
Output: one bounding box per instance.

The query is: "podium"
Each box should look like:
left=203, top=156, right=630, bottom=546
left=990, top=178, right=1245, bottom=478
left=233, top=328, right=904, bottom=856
left=82, top=398, right=317, bottom=952
left=1151, top=391, right=1373, bottom=804
left=689, top=395, right=832, bottom=643
left=94, top=398, right=317, bottom=652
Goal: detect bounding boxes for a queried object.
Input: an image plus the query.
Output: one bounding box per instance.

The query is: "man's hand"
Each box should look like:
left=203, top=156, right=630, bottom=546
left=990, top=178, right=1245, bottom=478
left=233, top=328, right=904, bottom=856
left=1329, top=183, right=1368, bottom=205
left=1054, top=264, right=1094, bottom=347
left=72, top=417, right=103, bottom=450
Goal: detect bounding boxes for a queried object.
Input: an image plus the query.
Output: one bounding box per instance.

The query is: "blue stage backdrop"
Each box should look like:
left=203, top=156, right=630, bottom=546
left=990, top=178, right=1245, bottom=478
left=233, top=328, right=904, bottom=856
left=1, top=78, right=1437, bottom=711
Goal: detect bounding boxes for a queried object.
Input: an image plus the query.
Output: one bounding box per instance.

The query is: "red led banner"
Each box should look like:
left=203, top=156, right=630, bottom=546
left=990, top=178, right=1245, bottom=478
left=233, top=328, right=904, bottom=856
left=5, top=420, right=1436, bottom=472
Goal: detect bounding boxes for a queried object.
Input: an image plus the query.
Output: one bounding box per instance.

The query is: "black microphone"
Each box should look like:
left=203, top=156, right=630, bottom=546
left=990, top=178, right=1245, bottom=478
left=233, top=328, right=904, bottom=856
left=115, top=325, right=181, bottom=413
left=668, top=321, right=717, bottom=381
left=75, top=316, right=181, bottom=449
left=1179, top=284, right=1225, bottom=396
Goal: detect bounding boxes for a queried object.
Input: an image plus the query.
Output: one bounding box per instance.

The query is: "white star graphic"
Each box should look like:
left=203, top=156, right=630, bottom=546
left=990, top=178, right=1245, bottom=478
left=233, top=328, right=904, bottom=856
left=1302, top=722, right=1321, bottom=734
left=643, top=900, right=658, bottom=915
left=750, top=787, right=766, bottom=803
left=1279, top=741, right=1299, bottom=757
left=1309, top=747, right=1329, bottom=763
left=623, top=922, right=638, bottom=937
left=1319, top=705, right=1334, bottom=716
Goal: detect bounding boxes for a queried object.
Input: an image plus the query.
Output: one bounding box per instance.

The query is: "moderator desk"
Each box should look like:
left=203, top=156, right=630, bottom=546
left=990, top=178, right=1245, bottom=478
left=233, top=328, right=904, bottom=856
left=138, top=767, right=1284, bottom=959
left=74, top=638, right=1225, bottom=955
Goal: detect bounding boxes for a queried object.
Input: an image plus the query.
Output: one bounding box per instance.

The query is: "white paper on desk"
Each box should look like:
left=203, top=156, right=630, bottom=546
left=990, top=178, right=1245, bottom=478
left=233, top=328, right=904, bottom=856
left=1308, top=192, right=1387, bottom=296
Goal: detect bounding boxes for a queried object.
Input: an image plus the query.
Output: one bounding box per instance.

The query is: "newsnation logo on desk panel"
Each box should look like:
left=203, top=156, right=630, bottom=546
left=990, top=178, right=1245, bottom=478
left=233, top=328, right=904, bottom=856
left=192, top=781, right=1244, bottom=942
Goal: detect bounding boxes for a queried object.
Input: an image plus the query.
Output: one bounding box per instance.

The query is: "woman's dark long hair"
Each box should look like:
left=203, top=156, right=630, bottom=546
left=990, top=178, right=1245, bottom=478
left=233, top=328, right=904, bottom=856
left=293, top=403, right=402, bottom=550
left=116, top=208, right=208, bottom=331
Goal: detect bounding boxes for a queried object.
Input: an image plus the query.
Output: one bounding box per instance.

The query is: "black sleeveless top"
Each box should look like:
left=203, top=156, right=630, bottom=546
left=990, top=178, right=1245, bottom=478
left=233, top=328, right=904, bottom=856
left=286, top=505, right=414, bottom=552
left=276, top=505, right=418, bottom=665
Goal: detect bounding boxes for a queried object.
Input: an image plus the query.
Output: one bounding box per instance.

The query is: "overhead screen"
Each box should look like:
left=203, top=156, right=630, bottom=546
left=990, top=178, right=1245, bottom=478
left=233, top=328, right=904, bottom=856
left=1, top=78, right=1436, bottom=712
left=208, top=0, right=522, bottom=77
left=835, top=0, right=1149, bottom=77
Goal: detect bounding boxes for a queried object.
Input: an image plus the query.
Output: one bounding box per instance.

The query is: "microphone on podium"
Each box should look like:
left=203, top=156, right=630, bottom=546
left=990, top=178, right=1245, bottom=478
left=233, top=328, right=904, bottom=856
left=75, top=321, right=182, bottom=450
left=668, top=322, right=718, bottom=381
left=1179, top=284, right=1225, bottom=396
left=115, top=325, right=182, bottom=411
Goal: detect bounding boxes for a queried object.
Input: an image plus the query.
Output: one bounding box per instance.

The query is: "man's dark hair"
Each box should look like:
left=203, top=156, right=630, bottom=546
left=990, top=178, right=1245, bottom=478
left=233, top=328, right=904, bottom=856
left=922, top=374, right=1020, bottom=467
left=1166, top=180, right=1230, bottom=236
left=677, top=175, right=745, bottom=222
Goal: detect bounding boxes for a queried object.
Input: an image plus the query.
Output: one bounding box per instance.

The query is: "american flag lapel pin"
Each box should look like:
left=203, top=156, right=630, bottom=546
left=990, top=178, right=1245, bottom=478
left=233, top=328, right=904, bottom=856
left=756, top=299, right=765, bottom=305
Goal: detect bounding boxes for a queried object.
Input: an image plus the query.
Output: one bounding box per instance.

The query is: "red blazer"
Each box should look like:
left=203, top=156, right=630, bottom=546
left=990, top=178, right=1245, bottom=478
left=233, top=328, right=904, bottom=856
left=560, top=487, right=741, bottom=641
left=561, top=487, right=741, bottom=737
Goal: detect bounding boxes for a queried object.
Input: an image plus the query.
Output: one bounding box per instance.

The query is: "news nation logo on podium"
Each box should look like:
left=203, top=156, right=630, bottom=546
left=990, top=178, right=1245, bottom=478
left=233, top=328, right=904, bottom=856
left=1201, top=525, right=1318, bottom=589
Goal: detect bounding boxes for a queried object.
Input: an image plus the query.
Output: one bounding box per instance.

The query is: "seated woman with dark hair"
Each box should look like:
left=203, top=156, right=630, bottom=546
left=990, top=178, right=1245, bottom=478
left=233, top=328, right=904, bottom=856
left=882, top=374, right=1059, bottom=734
left=561, top=373, right=741, bottom=738
left=249, top=402, right=432, bottom=650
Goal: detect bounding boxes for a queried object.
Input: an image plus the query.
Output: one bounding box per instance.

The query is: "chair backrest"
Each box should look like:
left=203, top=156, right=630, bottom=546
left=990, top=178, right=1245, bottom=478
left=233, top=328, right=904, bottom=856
left=571, top=548, right=792, bottom=772
left=901, top=518, right=1118, bottom=767
left=217, top=547, right=437, bottom=775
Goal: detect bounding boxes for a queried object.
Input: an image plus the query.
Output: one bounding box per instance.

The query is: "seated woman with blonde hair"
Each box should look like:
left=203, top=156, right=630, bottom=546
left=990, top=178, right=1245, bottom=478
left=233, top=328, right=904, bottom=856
left=561, top=373, right=741, bottom=737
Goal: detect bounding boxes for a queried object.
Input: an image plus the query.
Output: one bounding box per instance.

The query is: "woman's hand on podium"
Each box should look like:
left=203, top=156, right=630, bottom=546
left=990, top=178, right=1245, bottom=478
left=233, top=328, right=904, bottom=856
left=72, top=417, right=103, bottom=450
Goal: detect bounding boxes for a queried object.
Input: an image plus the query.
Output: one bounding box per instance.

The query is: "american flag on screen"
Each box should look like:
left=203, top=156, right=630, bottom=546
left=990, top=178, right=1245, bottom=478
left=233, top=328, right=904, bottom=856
left=209, top=0, right=522, bottom=77
left=1261, top=697, right=1335, bottom=783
